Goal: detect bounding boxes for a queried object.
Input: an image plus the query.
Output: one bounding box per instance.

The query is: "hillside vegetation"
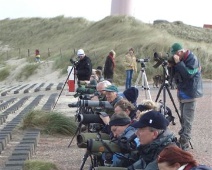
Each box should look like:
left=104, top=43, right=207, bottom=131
left=0, top=15, right=212, bottom=85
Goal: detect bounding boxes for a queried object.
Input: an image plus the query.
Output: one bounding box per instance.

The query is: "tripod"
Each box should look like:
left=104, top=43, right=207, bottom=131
left=155, top=62, right=193, bottom=149
left=52, top=64, right=76, bottom=110
left=134, top=62, right=152, bottom=101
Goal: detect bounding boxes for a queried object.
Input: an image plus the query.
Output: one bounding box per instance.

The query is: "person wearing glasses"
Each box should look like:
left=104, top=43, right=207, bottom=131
left=75, top=49, right=92, bottom=81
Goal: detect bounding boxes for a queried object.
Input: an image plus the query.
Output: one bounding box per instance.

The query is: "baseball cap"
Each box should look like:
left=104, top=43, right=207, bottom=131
left=77, top=49, right=85, bottom=56
left=170, top=43, right=183, bottom=55
left=130, top=110, right=169, bottom=130
left=102, top=85, right=118, bottom=92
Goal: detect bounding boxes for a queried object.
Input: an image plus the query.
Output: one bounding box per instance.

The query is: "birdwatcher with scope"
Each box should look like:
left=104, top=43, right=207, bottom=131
left=75, top=49, right=92, bottom=81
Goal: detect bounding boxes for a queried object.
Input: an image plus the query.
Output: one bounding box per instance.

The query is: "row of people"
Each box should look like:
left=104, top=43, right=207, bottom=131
left=73, top=41, right=205, bottom=169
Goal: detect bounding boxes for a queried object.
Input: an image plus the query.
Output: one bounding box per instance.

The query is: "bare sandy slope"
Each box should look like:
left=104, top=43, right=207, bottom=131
left=0, top=58, right=67, bottom=87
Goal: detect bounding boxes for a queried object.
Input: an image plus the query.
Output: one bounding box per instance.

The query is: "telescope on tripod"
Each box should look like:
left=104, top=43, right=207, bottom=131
left=134, top=58, right=152, bottom=101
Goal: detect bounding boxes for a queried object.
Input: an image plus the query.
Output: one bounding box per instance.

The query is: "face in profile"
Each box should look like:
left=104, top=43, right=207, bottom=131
left=158, top=162, right=180, bottom=170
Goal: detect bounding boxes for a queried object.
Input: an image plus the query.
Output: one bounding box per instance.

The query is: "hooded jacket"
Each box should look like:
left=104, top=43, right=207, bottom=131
left=173, top=51, right=203, bottom=101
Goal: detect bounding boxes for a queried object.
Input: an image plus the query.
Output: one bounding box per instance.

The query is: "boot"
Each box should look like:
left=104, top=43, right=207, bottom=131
left=179, top=137, right=189, bottom=151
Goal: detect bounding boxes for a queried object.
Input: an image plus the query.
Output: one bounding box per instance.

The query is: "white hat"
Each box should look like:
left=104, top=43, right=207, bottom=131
left=77, top=49, right=85, bottom=56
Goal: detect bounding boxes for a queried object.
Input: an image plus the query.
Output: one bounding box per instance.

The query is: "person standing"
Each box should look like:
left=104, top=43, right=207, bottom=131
left=35, top=49, right=41, bottom=63
left=75, top=49, right=92, bottom=81
left=170, top=42, right=203, bottom=151
left=124, top=48, right=137, bottom=89
left=103, top=50, right=116, bottom=83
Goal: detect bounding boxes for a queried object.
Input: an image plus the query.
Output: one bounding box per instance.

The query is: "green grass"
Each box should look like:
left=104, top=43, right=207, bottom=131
left=22, top=110, right=77, bottom=135
left=0, top=67, right=10, bottom=81
left=24, top=160, right=58, bottom=170
left=0, top=16, right=212, bottom=84
left=15, top=64, right=39, bottom=81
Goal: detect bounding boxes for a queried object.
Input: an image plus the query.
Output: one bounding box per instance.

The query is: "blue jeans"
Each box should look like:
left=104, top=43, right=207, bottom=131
left=125, top=70, right=133, bottom=89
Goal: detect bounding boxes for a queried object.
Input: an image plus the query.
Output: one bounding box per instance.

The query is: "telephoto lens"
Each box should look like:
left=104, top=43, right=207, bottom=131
left=77, top=114, right=104, bottom=124
left=77, top=133, right=110, bottom=148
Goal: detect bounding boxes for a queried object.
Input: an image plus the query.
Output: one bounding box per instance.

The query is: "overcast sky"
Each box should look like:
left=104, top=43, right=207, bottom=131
left=0, top=0, right=211, bottom=27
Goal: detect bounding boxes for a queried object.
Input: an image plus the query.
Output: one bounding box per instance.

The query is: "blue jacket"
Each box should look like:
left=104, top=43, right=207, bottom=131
left=128, top=129, right=176, bottom=170
left=111, top=126, right=140, bottom=167
left=174, top=51, right=203, bottom=100
left=190, top=165, right=212, bottom=170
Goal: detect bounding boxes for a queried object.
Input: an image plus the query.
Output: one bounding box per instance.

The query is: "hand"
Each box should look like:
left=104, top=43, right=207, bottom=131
left=99, top=115, right=110, bottom=125
left=173, top=55, right=180, bottom=63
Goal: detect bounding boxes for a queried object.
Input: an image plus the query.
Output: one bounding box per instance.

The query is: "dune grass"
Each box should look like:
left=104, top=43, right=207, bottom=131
left=0, top=16, right=212, bottom=84
left=22, top=110, right=77, bottom=135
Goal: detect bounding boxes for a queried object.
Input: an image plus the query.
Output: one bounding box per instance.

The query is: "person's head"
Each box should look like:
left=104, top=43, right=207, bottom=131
left=122, top=87, right=139, bottom=105
left=114, top=99, right=136, bottom=116
left=96, top=80, right=111, bottom=96
left=109, top=112, right=131, bottom=138
left=136, top=100, right=159, bottom=119
left=77, top=49, right=85, bottom=60
left=170, top=43, right=185, bottom=60
left=109, top=50, right=116, bottom=58
left=157, top=145, right=198, bottom=170
left=103, top=85, right=119, bottom=102
left=128, top=48, right=134, bottom=55
left=131, top=110, right=169, bottom=145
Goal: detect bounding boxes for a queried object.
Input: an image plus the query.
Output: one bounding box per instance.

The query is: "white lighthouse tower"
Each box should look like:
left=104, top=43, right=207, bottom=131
left=111, top=0, right=135, bottom=16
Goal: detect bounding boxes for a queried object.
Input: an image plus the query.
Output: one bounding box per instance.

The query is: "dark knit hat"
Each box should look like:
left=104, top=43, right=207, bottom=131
left=109, top=112, right=131, bottom=127
left=130, top=110, right=169, bottom=130
left=123, top=87, right=139, bottom=104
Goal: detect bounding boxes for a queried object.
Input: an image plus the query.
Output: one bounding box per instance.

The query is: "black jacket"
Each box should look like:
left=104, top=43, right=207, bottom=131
left=103, top=56, right=114, bottom=79
left=76, top=56, right=92, bottom=81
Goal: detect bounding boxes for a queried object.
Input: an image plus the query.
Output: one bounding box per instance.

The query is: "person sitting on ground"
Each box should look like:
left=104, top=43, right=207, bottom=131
left=114, top=99, right=137, bottom=120
left=157, top=145, right=212, bottom=170
left=103, top=112, right=139, bottom=167
left=91, top=80, right=111, bottom=101
left=128, top=110, right=177, bottom=170
left=102, top=85, right=123, bottom=107
left=119, top=87, right=139, bottom=107
left=136, top=99, right=159, bottom=120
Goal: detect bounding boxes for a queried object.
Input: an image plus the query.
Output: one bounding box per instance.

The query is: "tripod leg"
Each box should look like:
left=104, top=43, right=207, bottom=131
left=53, top=66, right=75, bottom=110
left=142, top=71, right=152, bottom=101
left=165, top=86, right=181, bottom=123
left=80, top=150, right=90, bottom=170
left=67, top=122, right=82, bottom=148
left=135, top=71, right=141, bottom=87
left=155, top=83, right=164, bottom=102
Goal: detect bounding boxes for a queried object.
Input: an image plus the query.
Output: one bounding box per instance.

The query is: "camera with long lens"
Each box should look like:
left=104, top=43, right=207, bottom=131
left=86, top=133, right=137, bottom=153
left=153, top=52, right=175, bottom=68
left=77, top=133, right=110, bottom=148
left=77, top=112, right=109, bottom=132
left=136, top=58, right=150, bottom=63
left=70, top=58, right=79, bottom=65
left=68, top=100, right=113, bottom=109
left=74, top=86, right=96, bottom=98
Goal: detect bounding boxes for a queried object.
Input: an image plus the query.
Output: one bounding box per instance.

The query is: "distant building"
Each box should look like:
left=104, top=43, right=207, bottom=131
left=203, top=24, right=212, bottom=29
left=111, top=0, right=135, bottom=16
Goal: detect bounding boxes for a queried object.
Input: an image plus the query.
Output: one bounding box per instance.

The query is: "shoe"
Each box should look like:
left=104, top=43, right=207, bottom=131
left=179, top=137, right=190, bottom=151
